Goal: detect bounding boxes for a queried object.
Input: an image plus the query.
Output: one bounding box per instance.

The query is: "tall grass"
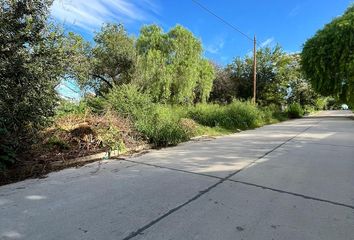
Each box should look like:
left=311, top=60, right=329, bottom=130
left=188, top=101, right=263, bottom=130
left=54, top=86, right=289, bottom=148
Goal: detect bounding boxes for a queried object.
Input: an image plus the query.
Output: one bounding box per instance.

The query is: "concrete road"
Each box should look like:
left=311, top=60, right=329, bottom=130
left=1, top=110, right=353, bottom=240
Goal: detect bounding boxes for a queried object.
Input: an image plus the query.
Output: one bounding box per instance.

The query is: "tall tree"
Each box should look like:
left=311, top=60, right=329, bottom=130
left=286, top=54, right=320, bottom=106
left=168, top=25, right=202, bottom=104
left=301, top=5, right=354, bottom=106
left=209, top=63, right=235, bottom=103
left=135, top=24, right=215, bottom=104
left=78, top=24, right=136, bottom=95
left=224, top=45, right=291, bottom=106
left=0, top=0, right=71, bottom=165
left=135, top=25, right=172, bottom=103
left=195, top=59, right=215, bottom=103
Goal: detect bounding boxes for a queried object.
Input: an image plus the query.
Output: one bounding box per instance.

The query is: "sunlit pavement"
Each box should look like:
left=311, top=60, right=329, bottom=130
left=1, top=110, right=353, bottom=240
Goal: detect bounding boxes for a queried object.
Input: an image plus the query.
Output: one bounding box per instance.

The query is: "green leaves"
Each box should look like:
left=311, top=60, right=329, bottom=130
left=91, top=24, right=136, bottom=93
left=0, top=0, right=67, bottom=166
left=135, top=24, right=215, bottom=104
left=301, top=5, right=354, bottom=106
left=223, top=45, right=292, bottom=106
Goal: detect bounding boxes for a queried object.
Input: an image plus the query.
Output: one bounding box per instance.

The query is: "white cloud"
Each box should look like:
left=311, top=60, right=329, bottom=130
left=260, top=37, right=274, bottom=47
left=51, top=0, right=160, bottom=31
left=205, top=38, right=225, bottom=54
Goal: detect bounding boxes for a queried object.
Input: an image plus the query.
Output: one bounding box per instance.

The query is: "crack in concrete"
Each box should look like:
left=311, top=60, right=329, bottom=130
left=120, top=124, right=318, bottom=240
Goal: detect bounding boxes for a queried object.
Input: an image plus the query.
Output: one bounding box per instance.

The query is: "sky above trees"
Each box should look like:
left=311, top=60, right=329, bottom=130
left=51, top=0, right=352, bottom=99
left=51, top=0, right=351, bottom=64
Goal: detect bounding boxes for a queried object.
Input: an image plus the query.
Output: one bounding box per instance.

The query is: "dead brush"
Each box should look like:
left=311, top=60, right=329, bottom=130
left=41, top=111, right=144, bottom=157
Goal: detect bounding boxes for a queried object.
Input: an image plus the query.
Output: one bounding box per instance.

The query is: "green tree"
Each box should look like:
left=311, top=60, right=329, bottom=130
left=286, top=54, right=320, bottom=107
left=168, top=25, right=202, bottom=104
left=135, top=49, right=172, bottom=103
left=195, top=59, right=215, bottom=103
left=135, top=25, right=172, bottom=103
left=209, top=63, right=236, bottom=103
left=78, top=24, right=136, bottom=95
left=301, top=5, right=354, bottom=106
left=224, top=45, right=291, bottom=106
left=0, top=0, right=71, bottom=166
left=135, top=25, right=215, bottom=104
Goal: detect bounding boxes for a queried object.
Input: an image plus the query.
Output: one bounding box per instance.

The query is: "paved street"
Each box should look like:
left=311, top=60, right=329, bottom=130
left=0, top=110, right=353, bottom=240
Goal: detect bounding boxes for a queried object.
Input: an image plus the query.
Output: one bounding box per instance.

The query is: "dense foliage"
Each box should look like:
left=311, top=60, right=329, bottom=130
left=135, top=25, right=215, bottom=104
left=3, top=0, right=342, bottom=173
left=301, top=5, right=354, bottom=106
left=210, top=46, right=322, bottom=109
left=0, top=0, right=70, bottom=168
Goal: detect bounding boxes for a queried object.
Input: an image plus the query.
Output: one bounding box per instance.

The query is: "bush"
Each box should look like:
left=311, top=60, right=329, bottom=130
left=314, top=97, right=328, bottom=110
left=187, top=103, right=224, bottom=127
left=85, top=96, right=107, bottom=114
left=260, top=104, right=288, bottom=123
left=188, top=101, right=263, bottom=130
left=55, top=100, right=89, bottom=117
left=304, top=105, right=315, bottom=114
left=226, top=101, right=263, bottom=129
left=135, top=106, right=192, bottom=146
left=179, top=118, right=198, bottom=137
left=105, top=89, right=193, bottom=146
left=106, top=84, right=154, bottom=120
left=287, top=103, right=304, bottom=118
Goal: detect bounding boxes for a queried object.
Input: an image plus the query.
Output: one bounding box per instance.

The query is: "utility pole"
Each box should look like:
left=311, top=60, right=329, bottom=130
left=252, top=35, right=257, bottom=104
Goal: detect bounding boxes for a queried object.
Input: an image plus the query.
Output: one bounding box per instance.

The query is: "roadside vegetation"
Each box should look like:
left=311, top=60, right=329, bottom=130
left=1, top=1, right=352, bottom=176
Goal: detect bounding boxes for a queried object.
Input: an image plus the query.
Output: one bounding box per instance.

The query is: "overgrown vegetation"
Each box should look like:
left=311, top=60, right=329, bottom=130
left=302, top=5, right=354, bottom=107
left=51, top=92, right=287, bottom=149
left=2, top=0, right=350, bottom=173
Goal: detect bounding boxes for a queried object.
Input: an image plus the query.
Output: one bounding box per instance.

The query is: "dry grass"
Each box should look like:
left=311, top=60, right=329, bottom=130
left=34, top=111, right=145, bottom=163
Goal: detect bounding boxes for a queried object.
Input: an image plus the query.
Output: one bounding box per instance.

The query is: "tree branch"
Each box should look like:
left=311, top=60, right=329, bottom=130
left=92, top=74, right=113, bottom=89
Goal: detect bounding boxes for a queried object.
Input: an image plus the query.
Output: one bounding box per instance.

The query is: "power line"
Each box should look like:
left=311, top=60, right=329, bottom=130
left=191, top=0, right=262, bottom=48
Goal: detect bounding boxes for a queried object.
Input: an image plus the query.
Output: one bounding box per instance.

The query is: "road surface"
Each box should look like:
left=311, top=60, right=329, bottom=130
left=1, top=110, right=353, bottom=240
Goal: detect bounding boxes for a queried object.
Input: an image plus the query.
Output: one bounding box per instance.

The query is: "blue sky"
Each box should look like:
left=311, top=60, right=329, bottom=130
left=51, top=0, right=352, bottom=99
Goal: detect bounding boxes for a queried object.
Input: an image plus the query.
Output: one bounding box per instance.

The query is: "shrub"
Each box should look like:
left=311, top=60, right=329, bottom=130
left=138, top=119, right=190, bottom=146
left=187, top=103, right=225, bottom=127
left=135, top=106, right=192, bottom=146
left=85, top=96, right=107, bottom=114
left=106, top=84, right=154, bottom=120
left=260, top=104, right=287, bottom=123
left=314, top=97, right=328, bottom=110
left=179, top=118, right=198, bottom=137
left=55, top=100, right=89, bottom=117
left=287, top=103, right=304, bottom=118
left=226, top=101, right=263, bottom=129
left=304, top=105, right=315, bottom=114
left=188, top=101, right=263, bottom=130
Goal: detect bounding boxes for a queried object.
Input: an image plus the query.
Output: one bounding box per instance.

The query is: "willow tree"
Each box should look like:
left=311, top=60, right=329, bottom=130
left=136, top=25, right=215, bottom=104
left=135, top=25, right=172, bottom=103
left=301, top=5, right=354, bottom=106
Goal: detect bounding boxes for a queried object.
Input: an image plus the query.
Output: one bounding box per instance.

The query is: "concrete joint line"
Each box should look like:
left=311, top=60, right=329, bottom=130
left=291, top=140, right=354, bottom=148
left=116, top=158, right=223, bottom=180
left=229, top=180, right=354, bottom=210
left=120, top=123, right=319, bottom=240
left=118, top=159, right=354, bottom=210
